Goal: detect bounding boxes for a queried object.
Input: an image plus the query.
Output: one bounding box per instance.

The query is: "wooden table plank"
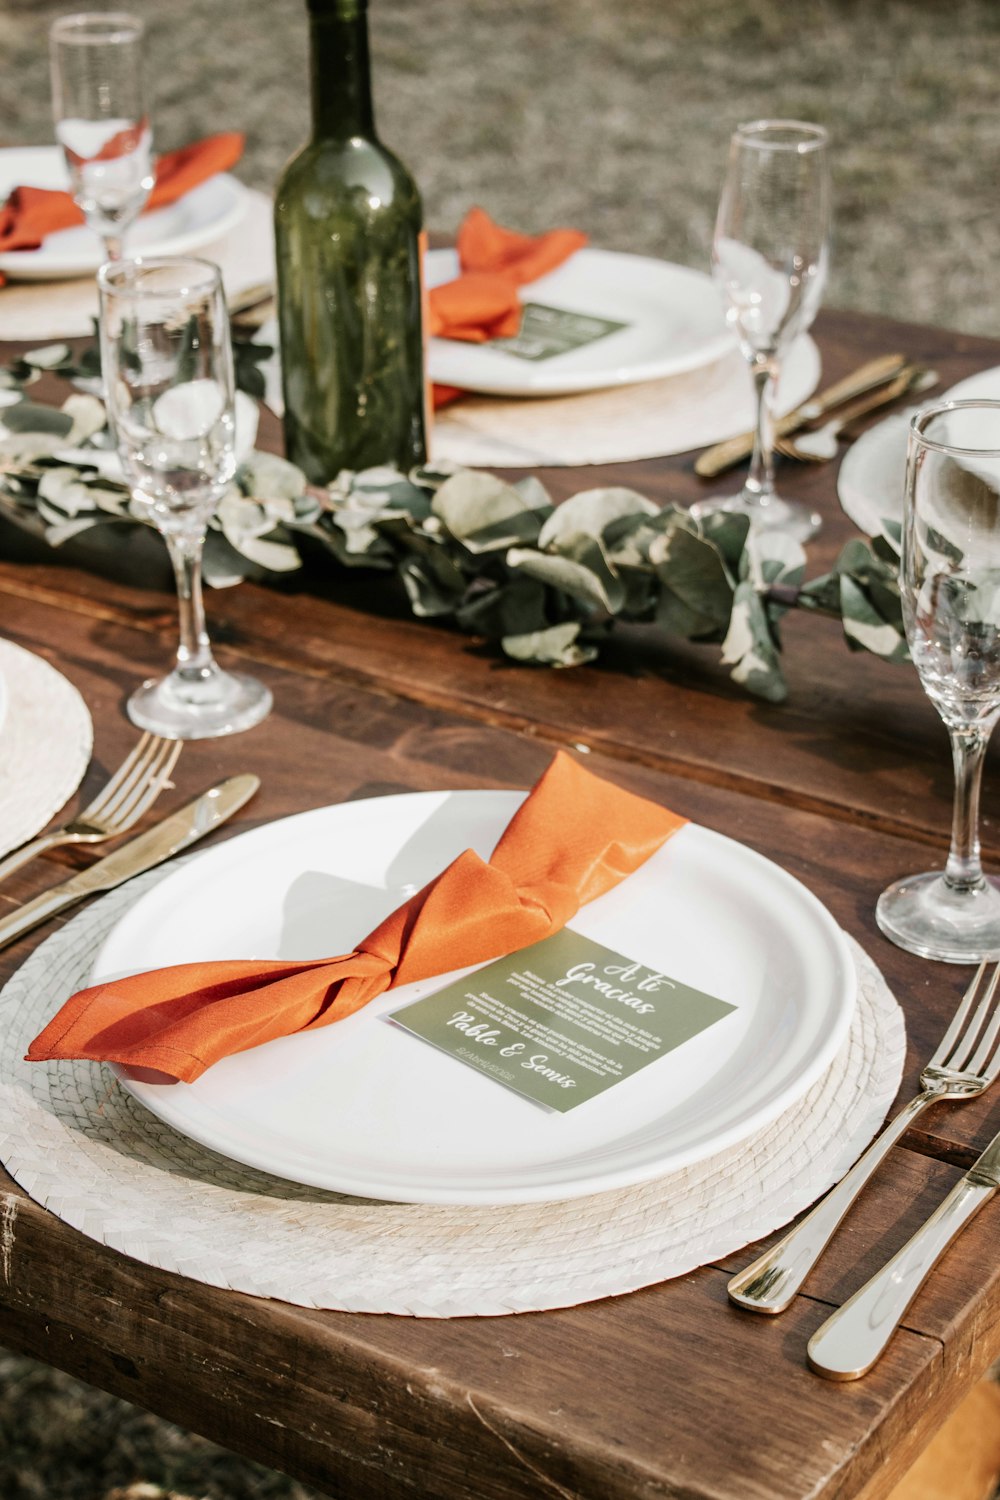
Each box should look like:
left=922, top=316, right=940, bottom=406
left=0, top=1155, right=975, bottom=1500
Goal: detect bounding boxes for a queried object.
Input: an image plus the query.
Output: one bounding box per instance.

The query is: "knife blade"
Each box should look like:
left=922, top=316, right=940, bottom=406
left=0, top=773, right=259, bottom=954
left=694, top=352, right=910, bottom=479
left=807, top=1123, right=1000, bottom=1381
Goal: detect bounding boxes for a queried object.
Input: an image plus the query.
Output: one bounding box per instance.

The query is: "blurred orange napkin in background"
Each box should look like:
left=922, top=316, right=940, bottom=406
left=27, top=752, right=686, bottom=1084
left=428, top=206, right=587, bottom=344
left=0, top=131, right=245, bottom=259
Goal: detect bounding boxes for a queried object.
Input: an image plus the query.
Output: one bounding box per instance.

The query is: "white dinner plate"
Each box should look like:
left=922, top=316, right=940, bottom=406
left=0, top=146, right=248, bottom=281
left=91, top=790, right=855, bottom=1205
left=838, top=366, right=1000, bottom=537
left=427, top=247, right=736, bottom=396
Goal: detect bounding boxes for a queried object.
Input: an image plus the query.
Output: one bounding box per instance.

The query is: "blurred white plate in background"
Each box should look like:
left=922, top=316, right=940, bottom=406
left=0, top=146, right=247, bottom=282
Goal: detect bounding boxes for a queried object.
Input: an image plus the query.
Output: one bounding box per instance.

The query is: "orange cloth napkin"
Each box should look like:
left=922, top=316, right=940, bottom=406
left=427, top=207, right=588, bottom=408
left=427, top=206, right=587, bottom=344
left=0, top=132, right=245, bottom=258
left=27, top=753, right=686, bottom=1084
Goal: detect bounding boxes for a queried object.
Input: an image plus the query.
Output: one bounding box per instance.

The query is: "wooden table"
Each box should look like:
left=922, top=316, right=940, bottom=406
left=2, top=307, right=1000, bottom=1500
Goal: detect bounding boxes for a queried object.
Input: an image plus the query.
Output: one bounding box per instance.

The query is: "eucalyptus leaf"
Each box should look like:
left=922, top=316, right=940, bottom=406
left=37, top=467, right=101, bottom=518
left=0, top=341, right=927, bottom=701
left=202, top=529, right=253, bottom=588
left=433, top=470, right=551, bottom=553
left=695, top=509, right=753, bottom=576
left=650, top=526, right=735, bottom=639
left=2, top=403, right=75, bottom=439
left=839, top=575, right=908, bottom=658
left=238, top=450, right=308, bottom=503
left=456, top=576, right=548, bottom=638
left=537, top=486, right=658, bottom=549
left=506, top=542, right=618, bottom=612
left=721, top=581, right=788, bottom=702
left=43, top=516, right=106, bottom=547
left=400, top=556, right=465, bottom=617
left=23, top=344, right=72, bottom=371
left=502, top=621, right=598, bottom=668
left=61, top=393, right=106, bottom=445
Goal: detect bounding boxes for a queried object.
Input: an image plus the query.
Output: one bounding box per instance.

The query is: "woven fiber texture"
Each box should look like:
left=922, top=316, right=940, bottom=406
left=0, top=639, right=92, bottom=859
left=0, top=871, right=904, bottom=1317
left=430, top=337, right=820, bottom=468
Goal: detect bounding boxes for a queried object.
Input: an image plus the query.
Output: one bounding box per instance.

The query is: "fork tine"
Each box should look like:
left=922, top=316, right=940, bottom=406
left=81, top=733, right=154, bottom=820
left=108, top=739, right=181, bottom=830
left=96, top=734, right=166, bottom=823
left=945, top=962, right=1000, bottom=1071
left=927, top=960, right=989, bottom=1069
left=963, top=963, right=1000, bottom=1076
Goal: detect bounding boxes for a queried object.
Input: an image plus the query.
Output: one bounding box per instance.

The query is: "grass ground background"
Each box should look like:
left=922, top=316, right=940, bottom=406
left=1, top=0, right=1000, bottom=1495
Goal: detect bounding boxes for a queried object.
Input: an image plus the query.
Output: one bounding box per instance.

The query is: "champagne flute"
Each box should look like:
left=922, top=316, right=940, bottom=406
left=877, top=399, right=1000, bottom=962
left=691, top=119, right=831, bottom=543
left=98, top=257, right=272, bottom=739
left=49, top=11, right=154, bottom=265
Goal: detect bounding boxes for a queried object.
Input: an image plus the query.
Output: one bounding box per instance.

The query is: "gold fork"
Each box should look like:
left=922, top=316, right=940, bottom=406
left=774, top=366, right=937, bottom=462
left=728, top=960, right=1000, bottom=1315
left=0, top=732, right=181, bottom=884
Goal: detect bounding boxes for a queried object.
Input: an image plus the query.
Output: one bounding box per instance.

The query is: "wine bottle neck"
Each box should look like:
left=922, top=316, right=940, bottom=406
left=309, top=3, right=375, bottom=141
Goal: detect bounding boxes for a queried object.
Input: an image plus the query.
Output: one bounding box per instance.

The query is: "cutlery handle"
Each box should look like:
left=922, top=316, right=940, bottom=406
left=727, top=1089, right=937, bottom=1314
left=807, top=1176, right=995, bottom=1380
left=811, top=368, right=917, bottom=434
left=694, top=352, right=909, bottom=478
left=0, top=833, right=62, bottom=885
left=0, top=882, right=88, bottom=953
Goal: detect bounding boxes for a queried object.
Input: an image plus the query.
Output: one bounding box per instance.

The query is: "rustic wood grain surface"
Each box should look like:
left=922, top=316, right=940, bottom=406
left=2, top=309, right=1000, bottom=1499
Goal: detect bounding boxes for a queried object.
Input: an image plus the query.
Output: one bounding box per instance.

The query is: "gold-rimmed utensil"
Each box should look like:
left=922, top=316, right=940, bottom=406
left=808, top=1096, right=1000, bottom=1379
left=774, top=365, right=938, bottom=462
left=694, top=352, right=910, bottom=478
left=0, top=732, right=181, bottom=886
left=728, top=960, right=1000, bottom=1317
left=0, top=773, right=259, bottom=953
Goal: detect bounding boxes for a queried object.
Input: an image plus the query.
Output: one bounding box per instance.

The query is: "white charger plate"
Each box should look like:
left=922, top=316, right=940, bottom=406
left=0, top=639, right=92, bottom=859
left=0, top=146, right=248, bottom=281
left=838, top=366, right=1000, bottom=536
left=92, top=790, right=855, bottom=1205
left=427, top=247, right=736, bottom=396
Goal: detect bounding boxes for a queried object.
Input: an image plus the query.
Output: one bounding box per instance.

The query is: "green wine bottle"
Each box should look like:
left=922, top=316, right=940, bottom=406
left=274, top=0, right=428, bottom=482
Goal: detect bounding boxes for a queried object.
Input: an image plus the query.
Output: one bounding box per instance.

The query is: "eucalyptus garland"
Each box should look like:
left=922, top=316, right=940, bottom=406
left=0, top=341, right=907, bottom=703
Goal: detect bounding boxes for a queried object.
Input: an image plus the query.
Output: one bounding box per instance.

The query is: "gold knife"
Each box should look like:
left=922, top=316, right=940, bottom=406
left=0, top=773, right=259, bottom=954
left=694, top=352, right=910, bottom=478
left=807, top=1121, right=1000, bottom=1381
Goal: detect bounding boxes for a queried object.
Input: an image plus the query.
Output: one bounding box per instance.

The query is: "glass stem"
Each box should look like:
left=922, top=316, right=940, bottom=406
left=944, top=723, right=993, bottom=892
left=744, top=355, right=778, bottom=504
left=164, top=530, right=217, bottom=684
left=103, top=232, right=124, bottom=263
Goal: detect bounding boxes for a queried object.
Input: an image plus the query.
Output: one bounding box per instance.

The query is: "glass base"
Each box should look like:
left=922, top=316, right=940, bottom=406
left=876, top=870, right=1000, bottom=963
left=690, top=489, right=822, bottom=544
left=128, top=665, right=272, bottom=741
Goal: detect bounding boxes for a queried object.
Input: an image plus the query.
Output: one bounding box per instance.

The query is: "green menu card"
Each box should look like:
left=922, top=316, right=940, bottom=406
left=387, top=928, right=736, bottom=1113
left=491, top=303, right=628, bottom=361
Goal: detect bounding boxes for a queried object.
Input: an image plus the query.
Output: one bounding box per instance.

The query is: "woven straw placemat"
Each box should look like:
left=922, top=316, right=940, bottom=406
left=430, top=335, right=821, bottom=468
left=0, top=189, right=275, bottom=343
left=0, top=638, right=92, bottom=859
left=0, top=871, right=904, bottom=1318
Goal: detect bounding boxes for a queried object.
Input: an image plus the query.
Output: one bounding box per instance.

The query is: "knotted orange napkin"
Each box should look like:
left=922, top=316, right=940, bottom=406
left=0, top=132, right=244, bottom=258
left=427, top=206, right=587, bottom=345
left=27, top=753, right=686, bottom=1084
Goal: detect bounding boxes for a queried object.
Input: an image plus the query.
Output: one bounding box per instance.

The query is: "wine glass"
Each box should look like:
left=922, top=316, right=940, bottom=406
left=691, top=119, right=831, bottom=543
left=876, top=399, right=1000, bottom=962
left=49, top=11, right=154, bottom=265
left=98, top=256, right=272, bottom=740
